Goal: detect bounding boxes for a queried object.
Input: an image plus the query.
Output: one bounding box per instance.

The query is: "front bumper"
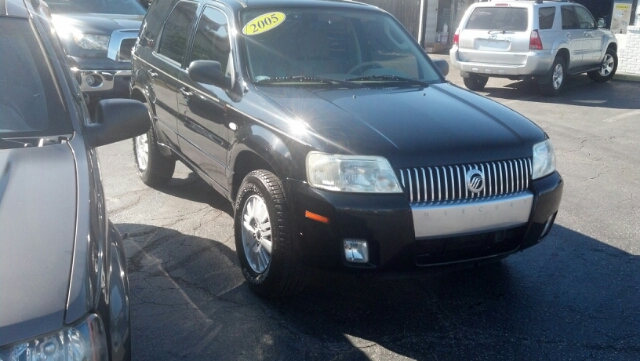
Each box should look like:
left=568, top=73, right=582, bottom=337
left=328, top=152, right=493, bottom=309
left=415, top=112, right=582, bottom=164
left=288, top=171, right=563, bottom=272
left=71, top=68, right=132, bottom=96
left=449, top=46, right=554, bottom=77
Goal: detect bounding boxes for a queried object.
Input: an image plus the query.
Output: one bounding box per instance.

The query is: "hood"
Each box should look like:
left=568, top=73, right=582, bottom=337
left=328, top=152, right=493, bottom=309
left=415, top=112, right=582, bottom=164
left=51, top=13, right=143, bottom=35
left=0, top=144, right=77, bottom=345
left=254, top=83, right=545, bottom=167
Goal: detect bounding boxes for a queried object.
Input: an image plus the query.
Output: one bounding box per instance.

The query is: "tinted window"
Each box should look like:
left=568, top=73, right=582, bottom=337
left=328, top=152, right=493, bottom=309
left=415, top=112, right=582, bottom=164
left=46, top=0, right=145, bottom=15
left=561, top=6, right=579, bottom=29
left=0, top=18, right=70, bottom=136
left=538, top=7, right=556, bottom=30
left=190, top=7, right=230, bottom=72
left=574, top=6, right=595, bottom=29
left=158, top=1, right=198, bottom=64
left=466, top=7, right=528, bottom=31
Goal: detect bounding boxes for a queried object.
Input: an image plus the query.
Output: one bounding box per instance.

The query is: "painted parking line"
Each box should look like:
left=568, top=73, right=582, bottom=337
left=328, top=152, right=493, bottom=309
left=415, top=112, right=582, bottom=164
left=602, top=109, right=640, bottom=123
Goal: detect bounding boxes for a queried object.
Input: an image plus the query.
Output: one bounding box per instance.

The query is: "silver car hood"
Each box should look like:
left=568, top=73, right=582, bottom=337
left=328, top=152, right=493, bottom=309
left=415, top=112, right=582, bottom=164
left=0, top=143, right=77, bottom=345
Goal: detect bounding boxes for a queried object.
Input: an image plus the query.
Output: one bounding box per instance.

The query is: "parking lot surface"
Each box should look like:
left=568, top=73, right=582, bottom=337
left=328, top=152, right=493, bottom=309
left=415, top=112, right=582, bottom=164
left=99, top=62, right=640, bottom=360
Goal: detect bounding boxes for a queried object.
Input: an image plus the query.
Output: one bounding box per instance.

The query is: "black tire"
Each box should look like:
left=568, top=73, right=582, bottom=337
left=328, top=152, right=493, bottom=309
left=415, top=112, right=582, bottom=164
left=234, top=170, right=306, bottom=298
left=132, top=108, right=175, bottom=186
left=588, top=48, right=617, bottom=83
left=539, top=56, right=566, bottom=96
left=463, top=74, right=489, bottom=91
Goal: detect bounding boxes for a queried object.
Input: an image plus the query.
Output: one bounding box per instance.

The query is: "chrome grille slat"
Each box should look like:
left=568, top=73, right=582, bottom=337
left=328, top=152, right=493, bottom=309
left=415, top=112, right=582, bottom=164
left=397, top=157, right=532, bottom=204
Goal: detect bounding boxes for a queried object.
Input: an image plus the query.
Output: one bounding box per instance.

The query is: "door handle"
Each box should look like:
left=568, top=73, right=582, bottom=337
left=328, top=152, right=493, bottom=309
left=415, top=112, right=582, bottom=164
left=565, top=33, right=571, bottom=38
left=179, top=87, right=193, bottom=99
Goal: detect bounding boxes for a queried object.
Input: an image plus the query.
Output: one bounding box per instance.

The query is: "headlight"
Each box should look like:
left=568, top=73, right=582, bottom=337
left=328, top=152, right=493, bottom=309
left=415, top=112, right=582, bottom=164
left=532, top=139, right=556, bottom=179
left=73, top=33, right=110, bottom=51
left=0, top=314, right=108, bottom=361
left=306, top=152, right=402, bottom=193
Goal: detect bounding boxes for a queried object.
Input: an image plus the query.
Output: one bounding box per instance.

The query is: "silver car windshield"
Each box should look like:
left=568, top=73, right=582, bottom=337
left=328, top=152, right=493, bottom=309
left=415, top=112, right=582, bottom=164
left=46, top=0, right=146, bottom=15
left=0, top=18, right=71, bottom=139
left=240, top=8, right=442, bottom=86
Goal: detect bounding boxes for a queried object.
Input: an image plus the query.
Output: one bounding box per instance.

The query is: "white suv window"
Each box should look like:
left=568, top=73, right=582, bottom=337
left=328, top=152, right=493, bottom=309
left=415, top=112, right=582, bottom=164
left=466, top=7, right=528, bottom=31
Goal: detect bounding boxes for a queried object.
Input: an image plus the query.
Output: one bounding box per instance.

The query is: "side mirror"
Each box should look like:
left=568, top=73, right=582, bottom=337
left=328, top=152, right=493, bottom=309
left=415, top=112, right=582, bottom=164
left=433, top=59, right=449, bottom=77
left=188, top=60, right=230, bottom=89
left=597, top=18, right=606, bottom=28
left=84, top=99, right=150, bottom=148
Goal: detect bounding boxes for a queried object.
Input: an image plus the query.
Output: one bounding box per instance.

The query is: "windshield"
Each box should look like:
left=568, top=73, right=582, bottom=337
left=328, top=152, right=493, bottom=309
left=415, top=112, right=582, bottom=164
left=46, top=0, right=146, bottom=15
left=0, top=18, right=71, bottom=139
left=240, top=8, right=442, bottom=87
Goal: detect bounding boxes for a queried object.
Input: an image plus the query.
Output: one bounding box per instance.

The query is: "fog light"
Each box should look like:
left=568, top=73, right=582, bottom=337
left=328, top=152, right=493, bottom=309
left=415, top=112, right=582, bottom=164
left=85, top=74, right=96, bottom=86
left=344, top=239, right=368, bottom=263
left=85, top=74, right=102, bottom=87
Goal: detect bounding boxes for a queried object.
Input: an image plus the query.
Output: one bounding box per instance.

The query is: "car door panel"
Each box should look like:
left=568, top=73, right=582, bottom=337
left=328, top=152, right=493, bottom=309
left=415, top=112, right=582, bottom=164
left=177, top=6, right=233, bottom=191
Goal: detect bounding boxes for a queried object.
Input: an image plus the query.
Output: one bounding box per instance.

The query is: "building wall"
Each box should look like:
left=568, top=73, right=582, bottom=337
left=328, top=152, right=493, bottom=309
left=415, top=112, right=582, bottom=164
left=617, top=26, right=640, bottom=74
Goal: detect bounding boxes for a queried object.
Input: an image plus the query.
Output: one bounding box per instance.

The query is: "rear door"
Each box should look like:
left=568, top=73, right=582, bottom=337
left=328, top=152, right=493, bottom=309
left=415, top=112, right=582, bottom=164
left=457, top=5, right=531, bottom=66
left=152, top=1, right=199, bottom=149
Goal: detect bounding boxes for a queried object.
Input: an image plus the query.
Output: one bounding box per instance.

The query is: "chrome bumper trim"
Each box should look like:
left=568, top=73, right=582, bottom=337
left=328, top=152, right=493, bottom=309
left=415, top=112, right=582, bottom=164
left=412, top=192, right=533, bottom=239
left=70, top=69, right=132, bottom=92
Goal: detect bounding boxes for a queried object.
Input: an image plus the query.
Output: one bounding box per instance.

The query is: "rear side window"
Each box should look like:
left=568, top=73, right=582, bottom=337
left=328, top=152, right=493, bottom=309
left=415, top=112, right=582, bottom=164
left=538, top=7, right=556, bottom=29
left=466, top=7, right=528, bottom=31
left=158, top=1, right=198, bottom=64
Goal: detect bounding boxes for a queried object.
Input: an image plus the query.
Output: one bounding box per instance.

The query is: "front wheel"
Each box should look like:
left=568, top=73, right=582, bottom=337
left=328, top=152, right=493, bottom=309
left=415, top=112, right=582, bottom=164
left=539, top=56, right=566, bottom=96
left=463, top=74, right=489, bottom=91
left=133, top=113, right=175, bottom=187
left=588, top=49, right=617, bottom=82
left=234, top=170, right=306, bottom=298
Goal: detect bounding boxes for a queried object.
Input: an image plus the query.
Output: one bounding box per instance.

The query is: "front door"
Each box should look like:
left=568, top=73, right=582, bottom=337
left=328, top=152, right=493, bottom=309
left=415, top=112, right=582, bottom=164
left=561, top=5, right=587, bottom=70
left=177, top=6, right=234, bottom=192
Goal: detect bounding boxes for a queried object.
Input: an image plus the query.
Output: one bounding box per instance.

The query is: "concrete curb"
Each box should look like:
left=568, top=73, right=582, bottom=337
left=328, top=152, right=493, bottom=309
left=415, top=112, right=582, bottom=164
left=613, top=72, right=640, bottom=82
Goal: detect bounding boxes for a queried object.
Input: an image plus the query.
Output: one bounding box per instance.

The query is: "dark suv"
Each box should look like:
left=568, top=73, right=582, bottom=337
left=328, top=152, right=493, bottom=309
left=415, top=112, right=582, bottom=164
left=131, top=0, right=564, bottom=298
left=44, top=0, right=146, bottom=107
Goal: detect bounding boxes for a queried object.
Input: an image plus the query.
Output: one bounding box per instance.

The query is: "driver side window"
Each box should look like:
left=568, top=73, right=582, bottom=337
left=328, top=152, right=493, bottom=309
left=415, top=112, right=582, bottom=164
left=574, top=6, right=596, bottom=29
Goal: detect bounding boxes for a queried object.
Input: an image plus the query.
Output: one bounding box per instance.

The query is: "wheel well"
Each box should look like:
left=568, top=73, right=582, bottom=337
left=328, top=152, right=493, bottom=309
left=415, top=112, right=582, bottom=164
left=556, top=48, right=570, bottom=65
left=231, top=151, right=276, bottom=201
left=607, top=43, right=617, bottom=53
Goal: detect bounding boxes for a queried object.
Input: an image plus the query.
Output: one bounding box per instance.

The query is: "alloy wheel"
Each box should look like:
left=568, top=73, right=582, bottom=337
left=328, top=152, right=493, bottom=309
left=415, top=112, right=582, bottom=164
left=552, top=63, right=564, bottom=90
left=135, top=134, right=149, bottom=171
left=599, top=54, right=615, bottom=77
left=241, top=194, right=273, bottom=273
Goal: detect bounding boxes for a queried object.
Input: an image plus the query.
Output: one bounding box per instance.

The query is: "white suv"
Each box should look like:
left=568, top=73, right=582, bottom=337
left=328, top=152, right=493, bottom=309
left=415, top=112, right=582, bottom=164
left=450, top=0, right=617, bottom=95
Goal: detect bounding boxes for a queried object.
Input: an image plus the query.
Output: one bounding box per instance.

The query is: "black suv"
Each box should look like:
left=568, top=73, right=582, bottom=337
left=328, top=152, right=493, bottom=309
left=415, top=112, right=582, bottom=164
left=44, top=0, right=146, bottom=107
left=131, top=0, right=564, bottom=298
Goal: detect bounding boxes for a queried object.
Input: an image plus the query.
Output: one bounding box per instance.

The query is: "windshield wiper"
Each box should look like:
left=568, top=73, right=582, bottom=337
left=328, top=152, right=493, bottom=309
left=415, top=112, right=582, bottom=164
left=255, top=76, right=363, bottom=88
left=344, top=75, right=429, bottom=87
left=0, top=136, right=69, bottom=149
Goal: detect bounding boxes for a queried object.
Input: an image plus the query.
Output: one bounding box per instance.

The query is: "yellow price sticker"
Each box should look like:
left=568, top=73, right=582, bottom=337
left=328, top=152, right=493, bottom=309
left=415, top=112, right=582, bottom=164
left=615, top=4, right=631, bottom=10
left=242, top=12, right=286, bottom=36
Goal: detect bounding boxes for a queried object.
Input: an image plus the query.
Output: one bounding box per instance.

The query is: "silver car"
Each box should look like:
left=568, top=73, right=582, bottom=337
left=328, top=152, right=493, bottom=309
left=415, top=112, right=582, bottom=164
left=0, top=0, right=149, bottom=359
left=450, top=0, right=617, bottom=95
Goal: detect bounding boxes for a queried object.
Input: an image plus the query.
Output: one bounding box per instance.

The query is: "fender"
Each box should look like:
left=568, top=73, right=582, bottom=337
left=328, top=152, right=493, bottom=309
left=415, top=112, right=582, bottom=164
left=228, top=123, right=303, bottom=196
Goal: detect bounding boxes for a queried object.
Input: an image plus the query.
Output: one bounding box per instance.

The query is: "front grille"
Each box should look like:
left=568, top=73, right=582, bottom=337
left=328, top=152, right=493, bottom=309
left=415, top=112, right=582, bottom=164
left=118, top=38, right=136, bottom=61
left=396, top=158, right=532, bottom=204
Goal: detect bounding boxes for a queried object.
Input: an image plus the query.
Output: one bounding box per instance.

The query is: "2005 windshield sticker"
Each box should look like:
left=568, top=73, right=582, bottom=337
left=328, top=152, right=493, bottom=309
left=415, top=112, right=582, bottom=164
left=242, top=12, right=286, bottom=36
